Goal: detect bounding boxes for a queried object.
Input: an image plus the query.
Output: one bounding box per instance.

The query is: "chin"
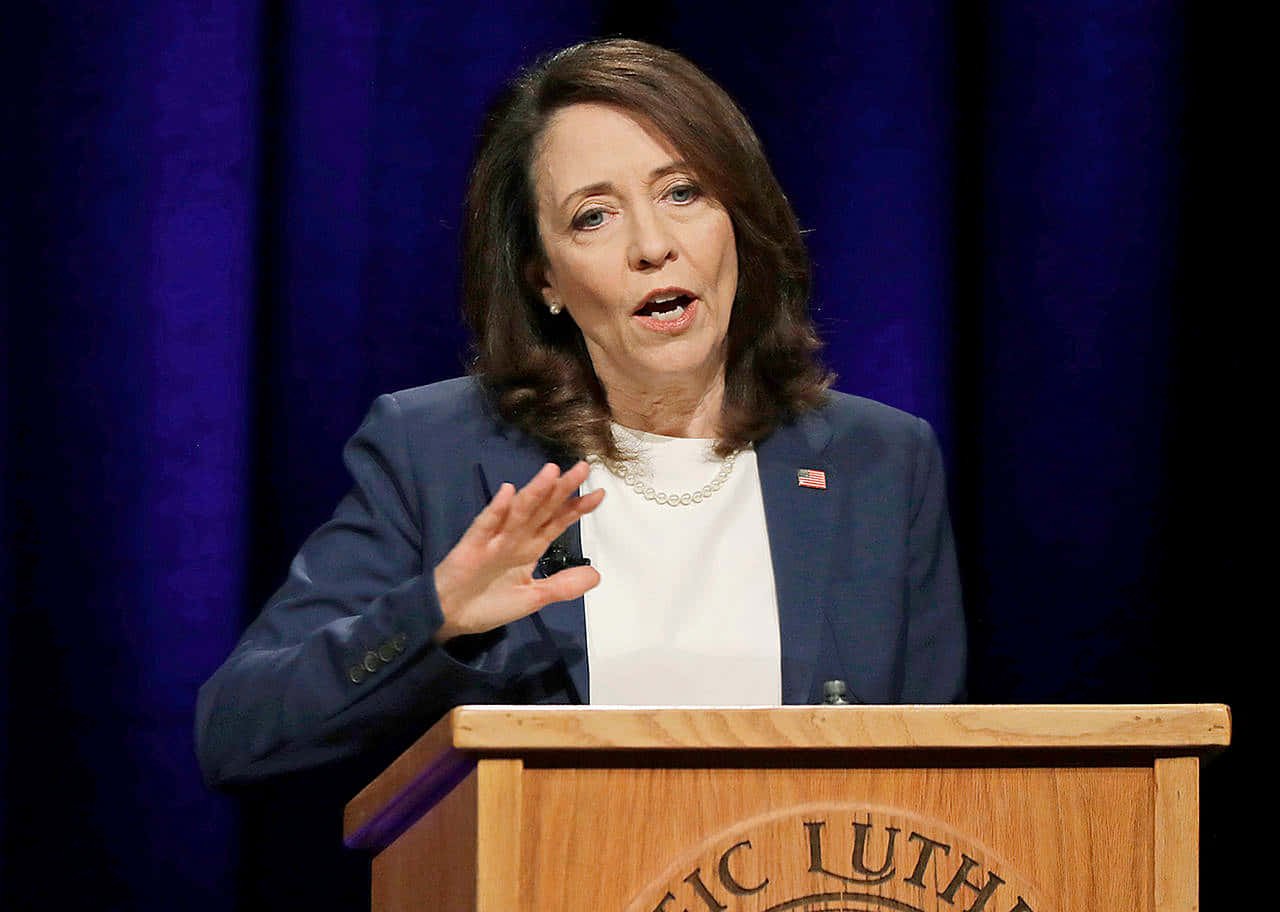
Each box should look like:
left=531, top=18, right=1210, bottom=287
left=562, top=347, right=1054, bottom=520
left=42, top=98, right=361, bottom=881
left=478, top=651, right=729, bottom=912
left=639, top=348, right=724, bottom=381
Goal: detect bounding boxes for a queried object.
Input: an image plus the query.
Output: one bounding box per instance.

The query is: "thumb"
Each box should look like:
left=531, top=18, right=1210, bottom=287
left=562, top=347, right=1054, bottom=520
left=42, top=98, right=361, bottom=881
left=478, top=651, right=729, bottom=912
left=529, top=565, right=602, bottom=608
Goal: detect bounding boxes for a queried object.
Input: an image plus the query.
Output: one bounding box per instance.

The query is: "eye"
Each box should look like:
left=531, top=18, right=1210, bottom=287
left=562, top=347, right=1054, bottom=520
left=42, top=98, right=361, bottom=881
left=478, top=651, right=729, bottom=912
left=668, top=183, right=700, bottom=204
left=572, top=208, right=607, bottom=230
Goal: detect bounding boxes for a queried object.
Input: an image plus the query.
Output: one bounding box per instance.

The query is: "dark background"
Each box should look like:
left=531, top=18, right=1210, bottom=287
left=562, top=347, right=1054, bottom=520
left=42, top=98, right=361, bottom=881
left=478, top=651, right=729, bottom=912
left=2, top=2, right=1254, bottom=909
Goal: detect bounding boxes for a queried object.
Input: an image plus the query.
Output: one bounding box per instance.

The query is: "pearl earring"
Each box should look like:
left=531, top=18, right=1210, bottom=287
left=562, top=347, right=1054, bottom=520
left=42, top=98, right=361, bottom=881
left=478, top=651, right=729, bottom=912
left=547, top=299, right=562, bottom=315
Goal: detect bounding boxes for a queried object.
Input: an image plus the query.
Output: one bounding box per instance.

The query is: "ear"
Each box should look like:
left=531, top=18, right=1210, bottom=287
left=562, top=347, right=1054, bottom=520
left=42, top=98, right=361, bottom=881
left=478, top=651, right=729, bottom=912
left=524, top=259, right=562, bottom=314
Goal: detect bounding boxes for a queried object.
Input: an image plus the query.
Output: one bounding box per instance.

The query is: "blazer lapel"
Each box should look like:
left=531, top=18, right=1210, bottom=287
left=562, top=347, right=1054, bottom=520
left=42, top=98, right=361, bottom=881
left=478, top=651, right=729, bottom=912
left=756, top=410, right=836, bottom=704
left=476, top=428, right=589, bottom=704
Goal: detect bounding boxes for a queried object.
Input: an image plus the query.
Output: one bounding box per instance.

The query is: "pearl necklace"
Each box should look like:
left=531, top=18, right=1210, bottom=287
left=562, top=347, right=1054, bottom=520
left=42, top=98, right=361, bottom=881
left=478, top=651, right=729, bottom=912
left=592, top=449, right=739, bottom=507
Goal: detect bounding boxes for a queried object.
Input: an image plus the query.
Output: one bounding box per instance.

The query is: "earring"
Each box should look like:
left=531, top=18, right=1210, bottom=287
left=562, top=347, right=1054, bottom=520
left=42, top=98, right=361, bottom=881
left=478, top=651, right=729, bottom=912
left=547, top=299, right=562, bottom=315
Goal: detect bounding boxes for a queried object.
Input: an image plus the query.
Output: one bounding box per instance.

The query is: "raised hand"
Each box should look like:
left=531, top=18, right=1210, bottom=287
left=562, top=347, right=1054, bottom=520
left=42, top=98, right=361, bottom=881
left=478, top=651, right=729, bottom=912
left=431, top=461, right=604, bottom=643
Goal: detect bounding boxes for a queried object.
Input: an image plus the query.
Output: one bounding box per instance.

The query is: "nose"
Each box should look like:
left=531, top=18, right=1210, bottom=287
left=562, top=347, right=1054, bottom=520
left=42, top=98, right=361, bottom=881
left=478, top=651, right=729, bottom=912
left=627, top=207, right=677, bottom=271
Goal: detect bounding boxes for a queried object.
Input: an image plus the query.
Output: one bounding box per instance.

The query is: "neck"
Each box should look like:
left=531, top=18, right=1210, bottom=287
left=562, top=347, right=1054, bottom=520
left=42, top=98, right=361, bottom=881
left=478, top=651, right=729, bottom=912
left=600, top=370, right=726, bottom=439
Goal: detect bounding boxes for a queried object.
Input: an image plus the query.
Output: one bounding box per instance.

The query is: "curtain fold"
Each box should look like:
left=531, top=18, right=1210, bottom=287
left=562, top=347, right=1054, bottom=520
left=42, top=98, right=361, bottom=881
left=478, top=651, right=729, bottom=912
left=5, top=3, right=259, bottom=905
left=973, top=1, right=1184, bottom=699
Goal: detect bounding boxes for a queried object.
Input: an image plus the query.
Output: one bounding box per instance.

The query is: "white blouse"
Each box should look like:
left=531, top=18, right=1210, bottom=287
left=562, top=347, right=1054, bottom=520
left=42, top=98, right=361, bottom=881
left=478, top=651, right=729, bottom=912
left=579, top=427, right=782, bottom=705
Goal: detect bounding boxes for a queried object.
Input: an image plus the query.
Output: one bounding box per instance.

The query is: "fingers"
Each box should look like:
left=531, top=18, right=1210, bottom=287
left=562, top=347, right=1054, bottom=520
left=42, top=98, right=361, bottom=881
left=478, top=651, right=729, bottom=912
left=459, top=462, right=600, bottom=565
left=432, top=465, right=605, bottom=643
left=504, top=461, right=593, bottom=534
left=503, top=462, right=559, bottom=529
left=545, top=486, right=604, bottom=536
left=464, top=481, right=514, bottom=540
left=530, top=565, right=602, bottom=608
left=465, top=565, right=601, bottom=636
left=531, top=460, right=593, bottom=530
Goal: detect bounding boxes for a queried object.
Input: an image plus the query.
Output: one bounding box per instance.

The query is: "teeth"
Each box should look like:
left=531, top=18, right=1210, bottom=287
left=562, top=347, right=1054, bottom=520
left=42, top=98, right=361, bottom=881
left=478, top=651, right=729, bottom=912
left=650, top=304, right=685, bottom=321
left=649, top=293, right=681, bottom=305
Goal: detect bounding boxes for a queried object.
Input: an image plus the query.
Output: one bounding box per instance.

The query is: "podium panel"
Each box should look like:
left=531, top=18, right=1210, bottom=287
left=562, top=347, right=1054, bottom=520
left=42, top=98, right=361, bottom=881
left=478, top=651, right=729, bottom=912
left=345, top=705, right=1228, bottom=912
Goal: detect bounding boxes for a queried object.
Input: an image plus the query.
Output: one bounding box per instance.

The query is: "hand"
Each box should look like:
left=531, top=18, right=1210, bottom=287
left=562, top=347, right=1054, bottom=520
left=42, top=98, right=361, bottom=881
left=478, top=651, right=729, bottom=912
left=431, top=461, right=604, bottom=643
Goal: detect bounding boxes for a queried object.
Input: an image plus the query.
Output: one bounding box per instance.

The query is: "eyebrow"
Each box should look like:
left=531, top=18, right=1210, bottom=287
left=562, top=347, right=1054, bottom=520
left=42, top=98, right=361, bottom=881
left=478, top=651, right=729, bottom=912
left=559, top=160, right=690, bottom=209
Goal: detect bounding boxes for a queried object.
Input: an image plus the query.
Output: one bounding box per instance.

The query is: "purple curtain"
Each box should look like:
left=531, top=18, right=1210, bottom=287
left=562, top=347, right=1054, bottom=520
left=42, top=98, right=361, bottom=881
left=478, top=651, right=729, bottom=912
left=3, top=2, right=1246, bottom=908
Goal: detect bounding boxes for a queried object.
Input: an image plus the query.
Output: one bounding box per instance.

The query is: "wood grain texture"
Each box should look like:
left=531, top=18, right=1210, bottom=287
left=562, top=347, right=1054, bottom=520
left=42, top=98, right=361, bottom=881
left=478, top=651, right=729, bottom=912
left=367, top=760, right=526, bottom=911
left=447, top=704, right=1230, bottom=752
left=371, top=769, right=478, bottom=912
left=623, top=803, right=1054, bottom=912
left=346, top=705, right=1229, bottom=843
left=520, top=762, right=1153, bottom=910
left=345, top=706, right=1225, bottom=910
left=475, top=758, right=522, bottom=912
left=1155, top=756, right=1200, bottom=912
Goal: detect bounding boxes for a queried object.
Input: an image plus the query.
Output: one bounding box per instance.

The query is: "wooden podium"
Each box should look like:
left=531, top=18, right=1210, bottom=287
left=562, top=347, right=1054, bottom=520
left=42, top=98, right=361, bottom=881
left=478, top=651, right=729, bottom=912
left=344, top=704, right=1229, bottom=911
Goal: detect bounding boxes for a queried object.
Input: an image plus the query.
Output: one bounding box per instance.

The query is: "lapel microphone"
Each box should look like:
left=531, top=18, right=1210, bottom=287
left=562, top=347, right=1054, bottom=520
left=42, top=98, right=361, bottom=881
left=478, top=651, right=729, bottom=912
left=536, top=530, right=591, bottom=576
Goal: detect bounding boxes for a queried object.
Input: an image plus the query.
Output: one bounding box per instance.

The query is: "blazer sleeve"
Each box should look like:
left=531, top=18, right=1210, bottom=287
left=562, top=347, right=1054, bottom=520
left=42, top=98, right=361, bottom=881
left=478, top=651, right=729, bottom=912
left=901, top=416, right=967, bottom=702
left=194, top=394, right=509, bottom=786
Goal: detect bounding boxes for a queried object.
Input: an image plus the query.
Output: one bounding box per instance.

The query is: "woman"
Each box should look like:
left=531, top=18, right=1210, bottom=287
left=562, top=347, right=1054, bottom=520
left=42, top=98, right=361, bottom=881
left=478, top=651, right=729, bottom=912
left=196, top=39, right=965, bottom=787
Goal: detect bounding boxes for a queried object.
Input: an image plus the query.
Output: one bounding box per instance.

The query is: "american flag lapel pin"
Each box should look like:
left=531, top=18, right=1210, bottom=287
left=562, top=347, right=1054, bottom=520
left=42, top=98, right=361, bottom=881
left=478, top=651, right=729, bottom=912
left=797, top=468, right=827, bottom=490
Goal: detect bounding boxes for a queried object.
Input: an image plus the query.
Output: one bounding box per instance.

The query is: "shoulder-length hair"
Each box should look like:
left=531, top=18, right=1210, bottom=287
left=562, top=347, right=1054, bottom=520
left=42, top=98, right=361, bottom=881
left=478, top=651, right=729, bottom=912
left=462, top=38, right=832, bottom=459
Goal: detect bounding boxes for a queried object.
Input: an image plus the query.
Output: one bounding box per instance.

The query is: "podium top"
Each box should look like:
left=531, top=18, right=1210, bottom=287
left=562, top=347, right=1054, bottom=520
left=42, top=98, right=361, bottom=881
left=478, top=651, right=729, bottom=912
left=422, top=703, right=1230, bottom=751
left=344, top=704, right=1229, bottom=849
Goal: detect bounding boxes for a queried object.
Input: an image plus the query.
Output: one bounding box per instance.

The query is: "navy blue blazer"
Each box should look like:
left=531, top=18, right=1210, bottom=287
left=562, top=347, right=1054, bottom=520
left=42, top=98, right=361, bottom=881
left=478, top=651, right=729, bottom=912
left=196, top=377, right=965, bottom=786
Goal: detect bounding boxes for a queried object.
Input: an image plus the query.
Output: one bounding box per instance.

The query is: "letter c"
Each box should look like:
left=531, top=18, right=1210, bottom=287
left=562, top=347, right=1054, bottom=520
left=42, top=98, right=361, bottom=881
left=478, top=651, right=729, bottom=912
left=718, top=840, right=769, bottom=896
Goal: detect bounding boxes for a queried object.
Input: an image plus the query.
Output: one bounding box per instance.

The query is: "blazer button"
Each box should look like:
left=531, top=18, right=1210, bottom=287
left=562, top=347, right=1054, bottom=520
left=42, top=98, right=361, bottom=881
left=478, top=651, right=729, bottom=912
left=392, top=632, right=407, bottom=652
left=363, top=651, right=379, bottom=673
left=377, top=642, right=395, bottom=663
left=348, top=665, right=366, bottom=684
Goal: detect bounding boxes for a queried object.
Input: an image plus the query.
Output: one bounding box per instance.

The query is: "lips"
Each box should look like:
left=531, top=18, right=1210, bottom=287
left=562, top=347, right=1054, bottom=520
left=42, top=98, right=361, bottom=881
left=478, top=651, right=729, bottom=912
left=633, top=292, right=699, bottom=333
left=633, top=287, right=699, bottom=333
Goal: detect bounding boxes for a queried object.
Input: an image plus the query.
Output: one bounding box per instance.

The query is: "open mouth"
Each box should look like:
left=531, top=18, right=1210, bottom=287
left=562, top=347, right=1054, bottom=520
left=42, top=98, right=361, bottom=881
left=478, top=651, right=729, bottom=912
left=634, top=289, right=696, bottom=322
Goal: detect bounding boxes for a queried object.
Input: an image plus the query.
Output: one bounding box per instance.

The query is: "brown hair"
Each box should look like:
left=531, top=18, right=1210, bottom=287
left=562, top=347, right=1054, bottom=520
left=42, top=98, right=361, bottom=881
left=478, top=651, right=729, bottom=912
left=462, top=38, right=832, bottom=459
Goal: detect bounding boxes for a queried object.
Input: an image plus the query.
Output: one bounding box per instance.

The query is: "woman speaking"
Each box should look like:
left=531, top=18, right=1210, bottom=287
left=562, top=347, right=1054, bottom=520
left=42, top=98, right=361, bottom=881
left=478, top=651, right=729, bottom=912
left=197, top=39, right=965, bottom=786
